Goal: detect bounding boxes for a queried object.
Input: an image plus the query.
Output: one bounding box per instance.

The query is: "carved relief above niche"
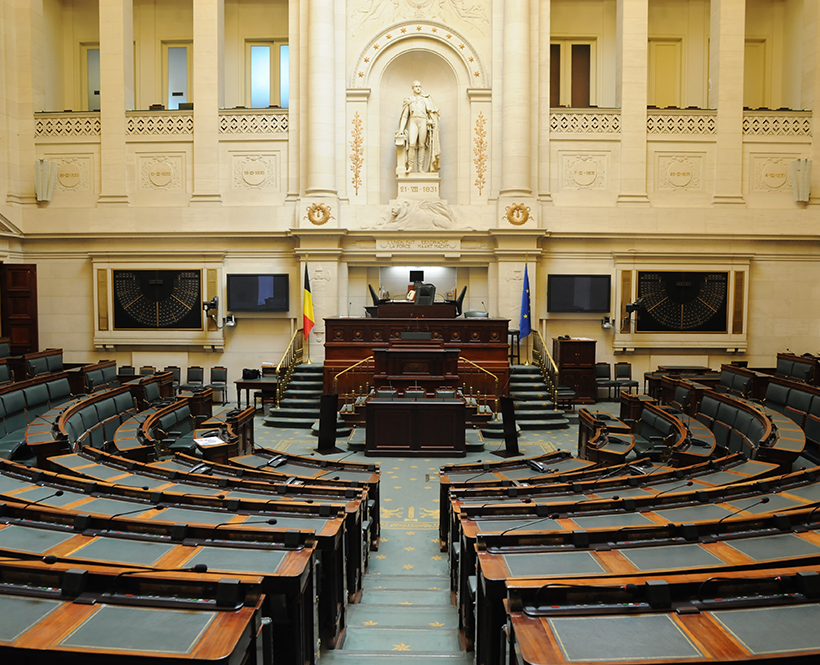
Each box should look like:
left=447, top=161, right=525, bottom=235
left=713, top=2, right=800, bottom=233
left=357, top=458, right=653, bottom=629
left=232, top=153, right=279, bottom=191
left=657, top=154, right=703, bottom=191
left=751, top=155, right=794, bottom=193
left=349, top=0, right=489, bottom=37
left=139, top=155, right=184, bottom=191
left=560, top=153, right=607, bottom=191
left=53, top=156, right=92, bottom=193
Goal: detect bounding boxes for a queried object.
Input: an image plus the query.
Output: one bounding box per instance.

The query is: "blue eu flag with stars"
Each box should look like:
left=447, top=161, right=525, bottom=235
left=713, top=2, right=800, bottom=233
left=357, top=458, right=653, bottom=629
left=520, top=265, right=531, bottom=338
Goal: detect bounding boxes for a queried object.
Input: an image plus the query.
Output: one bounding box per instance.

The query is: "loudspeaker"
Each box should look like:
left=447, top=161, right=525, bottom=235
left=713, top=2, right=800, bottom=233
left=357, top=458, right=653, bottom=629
left=492, top=396, right=523, bottom=458
left=316, top=393, right=343, bottom=454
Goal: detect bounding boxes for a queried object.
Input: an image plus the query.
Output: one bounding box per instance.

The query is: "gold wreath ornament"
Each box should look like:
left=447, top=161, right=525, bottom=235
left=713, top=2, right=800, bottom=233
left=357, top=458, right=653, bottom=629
left=305, top=202, right=334, bottom=226
left=504, top=203, right=531, bottom=226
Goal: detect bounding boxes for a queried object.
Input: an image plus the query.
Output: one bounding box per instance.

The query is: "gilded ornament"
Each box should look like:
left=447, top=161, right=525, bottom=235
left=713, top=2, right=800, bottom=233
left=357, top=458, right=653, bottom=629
left=504, top=203, right=531, bottom=226
left=473, top=112, right=487, bottom=195
left=350, top=112, right=364, bottom=195
left=304, top=202, right=334, bottom=226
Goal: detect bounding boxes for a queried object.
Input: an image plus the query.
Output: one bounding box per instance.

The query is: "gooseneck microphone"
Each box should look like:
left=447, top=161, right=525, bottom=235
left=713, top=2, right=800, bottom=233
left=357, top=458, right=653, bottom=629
left=653, top=481, right=694, bottom=498
left=715, top=496, right=771, bottom=530
left=498, top=513, right=560, bottom=537
left=106, top=503, right=166, bottom=528
left=214, top=517, right=278, bottom=530
left=19, top=490, right=64, bottom=515
left=114, top=563, right=209, bottom=589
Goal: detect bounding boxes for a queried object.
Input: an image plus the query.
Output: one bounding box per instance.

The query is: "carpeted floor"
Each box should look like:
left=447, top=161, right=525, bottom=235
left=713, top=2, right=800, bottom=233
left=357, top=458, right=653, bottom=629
left=250, top=398, right=599, bottom=661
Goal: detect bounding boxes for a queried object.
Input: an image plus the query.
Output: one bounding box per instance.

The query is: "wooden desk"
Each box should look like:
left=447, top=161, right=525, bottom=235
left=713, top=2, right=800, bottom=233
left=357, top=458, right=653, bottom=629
left=324, top=316, right=509, bottom=394
left=373, top=341, right=460, bottom=394
left=233, top=376, right=278, bottom=408
left=368, top=302, right=457, bottom=318
left=365, top=396, right=466, bottom=457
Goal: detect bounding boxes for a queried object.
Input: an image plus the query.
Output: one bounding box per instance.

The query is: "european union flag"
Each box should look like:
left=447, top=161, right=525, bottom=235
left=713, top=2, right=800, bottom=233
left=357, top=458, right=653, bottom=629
left=520, top=265, right=531, bottom=338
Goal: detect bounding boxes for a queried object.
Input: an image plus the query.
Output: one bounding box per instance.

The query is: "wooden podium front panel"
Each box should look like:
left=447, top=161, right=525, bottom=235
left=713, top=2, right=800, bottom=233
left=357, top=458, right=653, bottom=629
left=324, top=317, right=509, bottom=393
left=366, top=400, right=466, bottom=457
left=373, top=345, right=460, bottom=393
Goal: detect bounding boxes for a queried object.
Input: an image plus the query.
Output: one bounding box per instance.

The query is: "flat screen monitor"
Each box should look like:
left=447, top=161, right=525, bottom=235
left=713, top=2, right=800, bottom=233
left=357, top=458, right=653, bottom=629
left=547, top=274, right=611, bottom=313
left=227, top=274, right=289, bottom=312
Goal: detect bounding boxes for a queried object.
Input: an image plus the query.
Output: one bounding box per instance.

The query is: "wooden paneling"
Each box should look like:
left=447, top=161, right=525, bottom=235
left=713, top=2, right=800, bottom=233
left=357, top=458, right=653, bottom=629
left=1, top=264, right=38, bottom=355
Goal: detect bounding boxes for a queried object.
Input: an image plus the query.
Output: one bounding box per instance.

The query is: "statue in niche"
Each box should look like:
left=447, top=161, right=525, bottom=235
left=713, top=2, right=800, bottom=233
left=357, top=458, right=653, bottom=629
left=395, top=81, right=440, bottom=174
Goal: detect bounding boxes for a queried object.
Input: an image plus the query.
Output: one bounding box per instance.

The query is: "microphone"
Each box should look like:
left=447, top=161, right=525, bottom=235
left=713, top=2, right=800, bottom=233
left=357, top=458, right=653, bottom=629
left=114, top=562, right=209, bottom=589
left=19, top=490, right=64, bottom=516
left=213, top=517, right=279, bottom=530
left=652, top=481, right=694, bottom=498
left=715, top=496, right=771, bottom=530
left=315, top=451, right=358, bottom=476
left=106, top=503, right=166, bottom=528
left=481, top=301, right=486, bottom=312
left=498, top=513, right=560, bottom=537
left=459, top=462, right=495, bottom=483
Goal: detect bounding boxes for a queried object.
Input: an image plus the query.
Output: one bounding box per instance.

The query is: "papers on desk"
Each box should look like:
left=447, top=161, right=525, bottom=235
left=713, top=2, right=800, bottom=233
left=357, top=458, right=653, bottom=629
left=195, top=436, right=225, bottom=447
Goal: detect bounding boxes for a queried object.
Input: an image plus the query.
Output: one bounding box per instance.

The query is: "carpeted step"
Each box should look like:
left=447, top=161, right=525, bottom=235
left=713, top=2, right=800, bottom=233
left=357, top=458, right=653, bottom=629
left=288, top=379, right=324, bottom=389
left=518, top=417, right=570, bottom=429
left=262, top=416, right=317, bottom=429
left=512, top=408, right=567, bottom=421
left=310, top=419, right=352, bottom=437
left=279, top=397, right=322, bottom=408
left=268, top=407, right=321, bottom=420
left=510, top=389, right=553, bottom=400
left=320, top=656, right=474, bottom=665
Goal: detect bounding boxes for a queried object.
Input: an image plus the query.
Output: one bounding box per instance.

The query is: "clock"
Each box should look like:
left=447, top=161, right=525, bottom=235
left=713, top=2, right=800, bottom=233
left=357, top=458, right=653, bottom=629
left=636, top=271, right=728, bottom=333
left=113, top=270, right=202, bottom=330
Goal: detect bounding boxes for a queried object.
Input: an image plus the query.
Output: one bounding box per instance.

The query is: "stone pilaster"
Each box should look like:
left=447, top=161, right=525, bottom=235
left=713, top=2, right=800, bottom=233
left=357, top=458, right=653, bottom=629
left=97, top=0, right=134, bottom=206
left=500, top=0, right=531, bottom=198
left=191, top=0, right=224, bottom=205
left=616, top=0, right=650, bottom=206
left=710, top=0, right=746, bottom=206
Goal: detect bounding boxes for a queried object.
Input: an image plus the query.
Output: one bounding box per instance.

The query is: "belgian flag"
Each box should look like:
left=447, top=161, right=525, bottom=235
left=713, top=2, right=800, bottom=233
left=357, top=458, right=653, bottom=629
left=303, top=264, right=315, bottom=339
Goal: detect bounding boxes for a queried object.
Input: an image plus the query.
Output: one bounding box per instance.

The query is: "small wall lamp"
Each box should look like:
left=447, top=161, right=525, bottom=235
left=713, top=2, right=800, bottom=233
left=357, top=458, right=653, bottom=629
left=601, top=316, right=613, bottom=329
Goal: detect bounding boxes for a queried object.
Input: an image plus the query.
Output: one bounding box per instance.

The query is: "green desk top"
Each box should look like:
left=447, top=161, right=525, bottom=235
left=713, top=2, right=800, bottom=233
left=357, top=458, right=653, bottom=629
left=15, top=485, right=84, bottom=508
left=697, top=471, right=750, bottom=486
left=149, top=507, right=234, bottom=525
left=571, top=512, right=655, bottom=530
left=618, top=543, right=724, bottom=572
left=710, top=603, right=820, bottom=655
left=0, top=474, right=34, bottom=494
left=782, top=482, right=820, bottom=503
left=653, top=504, right=732, bottom=523
left=502, top=550, right=605, bottom=578
left=58, top=604, right=216, bottom=654
left=80, top=497, right=155, bottom=516
left=0, top=594, right=62, bottom=642
left=77, top=465, right=129, bottom=481
left=48, top=454, right=90, bottom=469
left=728, top=460, right=779, bottom=476
left=727, top=494, right=802, bottom=514
left=723, top=533, right=820, bottom=562
left=547, top=614, right=703, bottom=662
left=71, top=536, right=175, bottom=566
left=474, top=518, right=561, bottom=534
left=0, top=524, right=77, bottom=554
left=182, top=545, right=287, bottom=575
left=108, top=474, right=169, bottom=490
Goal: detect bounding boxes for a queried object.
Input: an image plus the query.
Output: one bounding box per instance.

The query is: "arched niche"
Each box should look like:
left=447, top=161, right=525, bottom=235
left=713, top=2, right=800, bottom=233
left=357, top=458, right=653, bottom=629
left=354, top=30, right=487, bottom=207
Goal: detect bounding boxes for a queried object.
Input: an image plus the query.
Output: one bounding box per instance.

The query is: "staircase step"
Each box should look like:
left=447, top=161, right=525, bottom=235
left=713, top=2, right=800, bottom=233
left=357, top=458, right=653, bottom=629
left=288, top=380, right=323, bottom=389
left=513, top=400, right=556, bottom=409
left=518, top=418, right=570, bottom=430
left=310, top=420, right=352, bottom=437
left=262, top=416, right=317, bottom=429
left=510, top=389, right=553, bottom=400
left=348, top=605, right=458, bottom=629
left=279, top=397, right=321, bottom=408
left=341, top=626, right=462, bottom=653
left=271, top=407, right=321, bottom=419
left=512, top=409, right=567, bottom=420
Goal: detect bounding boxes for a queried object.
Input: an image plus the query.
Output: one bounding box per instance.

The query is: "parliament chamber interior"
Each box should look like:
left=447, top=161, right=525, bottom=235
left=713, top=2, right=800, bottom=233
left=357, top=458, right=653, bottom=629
left=2, top=0, right=820, bottom=662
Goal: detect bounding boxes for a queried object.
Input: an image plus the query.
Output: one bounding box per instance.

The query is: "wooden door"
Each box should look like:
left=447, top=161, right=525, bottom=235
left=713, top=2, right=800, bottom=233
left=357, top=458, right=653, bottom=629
left=1, top=264, right=38, bottom=354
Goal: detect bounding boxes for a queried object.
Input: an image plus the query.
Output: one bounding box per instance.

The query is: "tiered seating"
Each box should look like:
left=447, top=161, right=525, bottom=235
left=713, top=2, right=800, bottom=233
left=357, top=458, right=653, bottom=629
left=444, top=453, right=820, bottom=664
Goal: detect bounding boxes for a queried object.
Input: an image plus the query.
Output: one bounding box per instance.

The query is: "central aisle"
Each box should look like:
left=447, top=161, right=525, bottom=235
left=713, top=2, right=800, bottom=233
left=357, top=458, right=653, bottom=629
left=320, top=456, right=473, bottom=664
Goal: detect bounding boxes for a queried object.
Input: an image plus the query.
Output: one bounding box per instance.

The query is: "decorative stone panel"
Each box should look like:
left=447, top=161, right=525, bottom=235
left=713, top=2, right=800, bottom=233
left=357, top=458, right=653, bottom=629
left=138, top=155, right=184, bottom=191
left=231, top=154, right=279, bottom=191
left=560, top=153, right=608, bottom=190
left=656, top=154, right=703, bottom=191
